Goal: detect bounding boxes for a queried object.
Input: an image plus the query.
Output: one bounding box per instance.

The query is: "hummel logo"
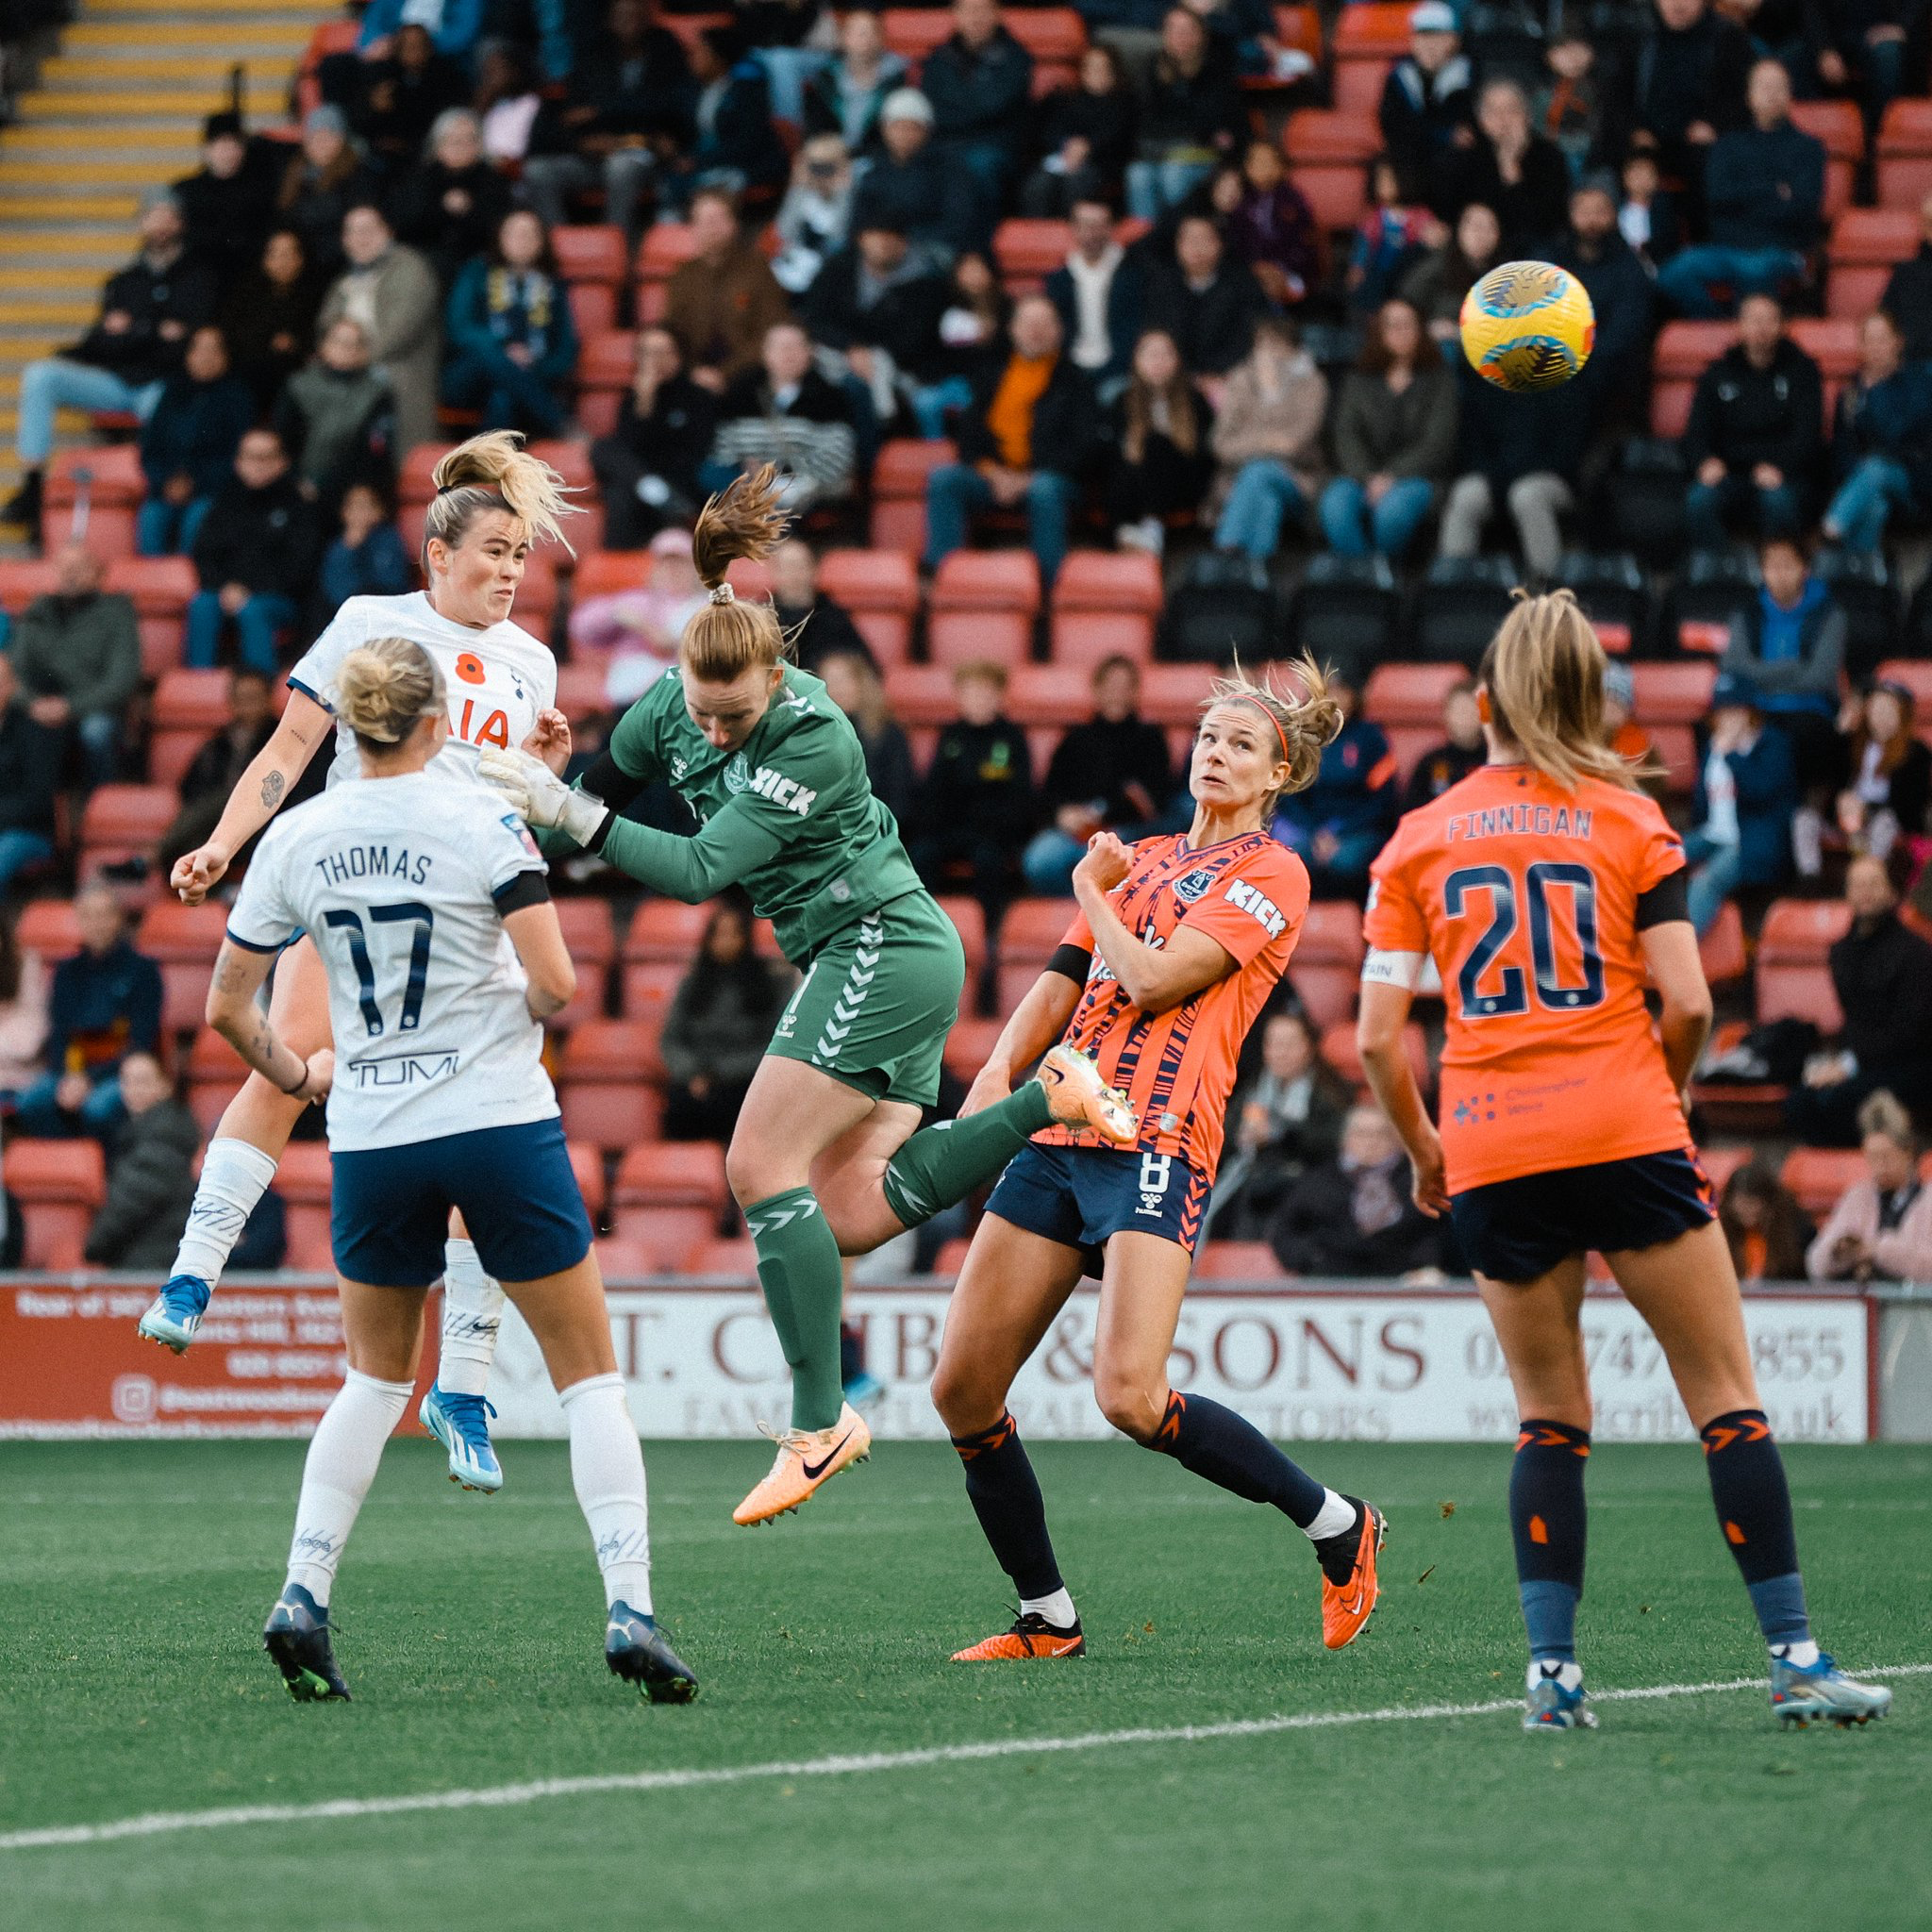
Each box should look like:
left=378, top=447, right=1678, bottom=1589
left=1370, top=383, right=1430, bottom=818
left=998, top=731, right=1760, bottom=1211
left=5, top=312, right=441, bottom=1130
left=801, top=1430, right=854, bottom=1481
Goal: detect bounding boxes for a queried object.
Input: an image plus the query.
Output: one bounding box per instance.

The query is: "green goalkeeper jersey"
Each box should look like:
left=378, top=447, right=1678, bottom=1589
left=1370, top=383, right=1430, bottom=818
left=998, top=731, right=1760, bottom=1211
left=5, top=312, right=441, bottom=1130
left=586, top=662, right=926, bottom=962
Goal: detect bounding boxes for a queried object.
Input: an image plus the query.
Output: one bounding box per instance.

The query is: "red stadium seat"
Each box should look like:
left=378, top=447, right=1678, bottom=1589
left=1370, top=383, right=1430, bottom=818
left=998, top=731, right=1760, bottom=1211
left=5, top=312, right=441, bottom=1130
left=575, top=328, right=638, bottom=439
left=1788, top=318, right=1859, bottom=379
left=44, top=444, right=144, bottom=559
left=553, top=224, right=627, bottom=290
left=881, top=664, right=958, bottom=727
left=995, top=897, right=1077, bottom=1009
left=107, top=555, right=195, bottom=678
left=4, top=1138, right=107, bottom=1269
left=1698, top=899, right=1749, bottom=987
left=1329, top=3, right=1405, bottom=112
left=1779, top=1146, right=1865, bottom=1220
left=993, top=218, right=1073, bottom=292
left=1875, top=658, right=1932, bottom=724
left=274, top=1141, right=335, bottom=1271
left=1630, top=660, right=1717, bottom=724
left=1049, top=550, right=1162, bottom=669
left=1790, top=100, right=1862, bottom=222
left=1320, top=1019, right=1428, bottom=1091
left=567, top=1140, right=608, bottom=1220
left=816, top=547, right=919, bottom=666
left=1007, top=663, right=1091, bottom=725
left=1697, top=1143, right=1755, bottom=1198
left=151, top=666, right=230, bottom=731
left=944, top=1014, right=1004, bottom=1083
left=1876, top=97, right=1932, bottom=209
left=1756, top=898, right=1851, bottom=1030
left=1281, top=109, right=1378, bottom=230
left=1649, top=321, right=1740, bottom=438
left=626, top=897, right=712, bottom=960
left=399, top=442, right=456, bottom=507
left=137, top=899, right=229, bottom=1036
left=17, top=896, right=81, bottom=960
left=555, top=662, right=608, bottom=725
left=881, top=6, right=958, bottom=63
left=574, top=548, right=648, bottom=604
left=1647, top=724, right=1698, bottom=795
left=186, top=1026, right=249, bottom=1132
left=869, top=438, right=956, bottom=554
left=0, top=558, right=58, bottom=613
left=1192, top=1241, right=1281, bottom=1279
left=936, top=894, right=988, bottom=978
left=1364, top=661, right=1465, bottom=727
left=78, top=785, right=174, bottom=881
left=927, top=551, right=1041, bottom=668
left=1825, top=208, right=1917, bottom=319
left=689, top=1236, right=757, bottom=1275
left=1138, top=662, right=1217, bottom=725
left=611, top=1141, right=728, bottom=1244
left=559, top=1021, right=666, bottom=1149
left=551, top=897, right=616, bottom=1030
left=1288, top=900, right=1365, bottom=1029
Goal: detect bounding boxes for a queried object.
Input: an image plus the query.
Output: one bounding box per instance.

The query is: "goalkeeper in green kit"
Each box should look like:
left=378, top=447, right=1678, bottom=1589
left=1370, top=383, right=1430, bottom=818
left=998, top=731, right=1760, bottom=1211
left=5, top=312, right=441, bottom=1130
left=481, top=466, right=1136, bottom=1526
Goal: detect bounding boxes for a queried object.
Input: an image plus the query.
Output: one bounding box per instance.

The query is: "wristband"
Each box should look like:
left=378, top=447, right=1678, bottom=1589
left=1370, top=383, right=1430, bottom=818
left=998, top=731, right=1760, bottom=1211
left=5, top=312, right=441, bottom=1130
left=276, top=1058, right=309, bottom=1098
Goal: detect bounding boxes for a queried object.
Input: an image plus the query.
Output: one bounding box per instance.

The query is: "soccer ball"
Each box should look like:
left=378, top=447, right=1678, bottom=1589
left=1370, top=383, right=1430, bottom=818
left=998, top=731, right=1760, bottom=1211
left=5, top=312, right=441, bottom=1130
left=1458, top=260, right=1596, bottom=392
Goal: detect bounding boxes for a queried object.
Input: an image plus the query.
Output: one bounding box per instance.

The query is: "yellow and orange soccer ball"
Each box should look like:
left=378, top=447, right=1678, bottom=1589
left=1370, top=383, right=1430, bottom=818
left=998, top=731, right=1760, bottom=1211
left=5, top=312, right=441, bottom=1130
left=1458, top=260, right=1596, bottom=392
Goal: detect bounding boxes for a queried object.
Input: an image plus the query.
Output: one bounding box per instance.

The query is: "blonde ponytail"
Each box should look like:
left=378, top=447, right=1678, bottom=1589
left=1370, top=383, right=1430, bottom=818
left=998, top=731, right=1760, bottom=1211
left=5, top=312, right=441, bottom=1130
left=1479, top=589, right=1641, bottom=791
left=1205, top=654, right=1344, bottom=811
left=680, top=462, right=793, bottom=682
left=336, top=636, right=445, bottom=749
left=425, top=428, right=579, bottom=556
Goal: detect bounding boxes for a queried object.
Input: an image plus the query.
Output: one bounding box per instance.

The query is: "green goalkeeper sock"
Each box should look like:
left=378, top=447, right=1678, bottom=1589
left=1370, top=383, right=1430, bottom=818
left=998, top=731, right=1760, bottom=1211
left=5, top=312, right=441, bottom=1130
left=745, top=1186, right=846, bottom=1432
left=880, top=1082, right=1055, bottom=1229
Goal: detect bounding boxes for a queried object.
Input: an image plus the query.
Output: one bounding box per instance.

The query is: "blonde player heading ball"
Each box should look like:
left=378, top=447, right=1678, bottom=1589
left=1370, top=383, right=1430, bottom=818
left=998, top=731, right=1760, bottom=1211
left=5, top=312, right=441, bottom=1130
left=139, top=431, right=577, bottom=1497
left=209, top=637, right=693, bottom=1704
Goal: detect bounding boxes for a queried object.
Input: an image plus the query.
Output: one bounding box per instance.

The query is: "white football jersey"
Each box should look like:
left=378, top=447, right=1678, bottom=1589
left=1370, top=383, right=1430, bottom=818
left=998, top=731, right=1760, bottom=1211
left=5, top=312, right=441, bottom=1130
left=226, top=772, right=558, bottom=1152
left=288, top=591, right=558, bottom=788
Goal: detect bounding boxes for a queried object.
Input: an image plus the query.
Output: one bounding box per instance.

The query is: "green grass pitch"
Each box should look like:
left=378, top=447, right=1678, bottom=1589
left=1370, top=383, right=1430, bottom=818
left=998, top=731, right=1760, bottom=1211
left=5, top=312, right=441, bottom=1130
left=1, top=1437, right=1927, bottom=1931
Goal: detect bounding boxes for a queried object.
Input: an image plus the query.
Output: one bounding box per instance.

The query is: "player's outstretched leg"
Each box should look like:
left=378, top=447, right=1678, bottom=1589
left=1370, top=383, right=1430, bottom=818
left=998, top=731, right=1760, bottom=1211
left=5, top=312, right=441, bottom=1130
left=263, top=1366, right=414, bottom=1702
left=1510, top=1420, right=1597, bottom=1731
left=140, top=1135, right=281, bottom=1352
left=948, top=1411, right=1085, bottom=1658
left=419, top=1235, right=507, bottom=1492
left=1700, top=1409, right=1891, bottom=1727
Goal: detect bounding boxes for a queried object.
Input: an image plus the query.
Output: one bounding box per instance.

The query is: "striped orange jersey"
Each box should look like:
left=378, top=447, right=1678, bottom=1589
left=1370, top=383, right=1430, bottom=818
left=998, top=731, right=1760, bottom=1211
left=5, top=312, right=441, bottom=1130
left=1363, top=763, right=1690, bottom=1192
left=1037, top=830, right=1310, bottom=1180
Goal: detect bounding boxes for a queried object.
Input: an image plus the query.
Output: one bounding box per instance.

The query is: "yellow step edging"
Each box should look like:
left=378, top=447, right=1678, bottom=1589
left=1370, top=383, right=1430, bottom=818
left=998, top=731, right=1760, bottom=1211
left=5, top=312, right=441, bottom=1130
left=68, top=20, right=311, bottom=43
left=91, top=0, right=325, bottom=12
left=0, top=231, right=135, bottom=254
left=18, top=90, right=289, bottom=117
left=0, top=195, right=139, bottom=219
left=0, top=125, right=201, bottom=149
left=0, top=266, right=107, bottom=288
left=0, top=159, right=183, bottom=185
left=44, top=56, right=262, bottom=80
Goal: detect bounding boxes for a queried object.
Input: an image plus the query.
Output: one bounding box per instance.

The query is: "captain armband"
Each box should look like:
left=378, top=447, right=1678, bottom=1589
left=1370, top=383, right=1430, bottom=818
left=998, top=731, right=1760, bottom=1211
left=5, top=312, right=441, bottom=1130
left=1361, top=948, right=1425, bottom=991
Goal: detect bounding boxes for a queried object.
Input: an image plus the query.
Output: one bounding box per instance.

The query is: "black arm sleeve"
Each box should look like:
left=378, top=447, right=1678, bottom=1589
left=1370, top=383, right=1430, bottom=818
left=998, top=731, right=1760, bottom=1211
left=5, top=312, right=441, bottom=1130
left=580, top=749, right=653, bottom=815
left=1634, top=868, right=1690, bottom=929
left=492, top=871, right=552, bottom=915
left=1047, top=942, right=1093, bottom=984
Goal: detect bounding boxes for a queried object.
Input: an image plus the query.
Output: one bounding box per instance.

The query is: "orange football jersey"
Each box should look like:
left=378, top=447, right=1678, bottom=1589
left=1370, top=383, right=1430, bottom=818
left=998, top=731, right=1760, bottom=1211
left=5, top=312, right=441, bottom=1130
left=1038, top=830, right=1310, bottom=1180
left=1364, top=764, right=1690, bottom=1192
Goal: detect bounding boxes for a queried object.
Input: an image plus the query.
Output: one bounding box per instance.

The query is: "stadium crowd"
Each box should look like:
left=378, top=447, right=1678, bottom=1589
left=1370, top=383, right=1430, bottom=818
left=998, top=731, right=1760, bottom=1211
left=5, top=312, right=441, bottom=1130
left=8, top=0, right=1932, bottom=1281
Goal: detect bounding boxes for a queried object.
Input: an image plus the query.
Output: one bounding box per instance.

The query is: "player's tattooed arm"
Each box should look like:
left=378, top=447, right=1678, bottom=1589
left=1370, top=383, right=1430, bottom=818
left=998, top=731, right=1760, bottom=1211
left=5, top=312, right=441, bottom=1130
left=206, top=940, right=328, bottom=1101
left=258, top=770, right=285, bottom=810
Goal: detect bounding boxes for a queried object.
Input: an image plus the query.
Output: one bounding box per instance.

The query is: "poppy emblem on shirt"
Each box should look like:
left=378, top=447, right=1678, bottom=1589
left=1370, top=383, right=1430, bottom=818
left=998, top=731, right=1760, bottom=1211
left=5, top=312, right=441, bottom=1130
left=456, top=652, right=487, bottom=685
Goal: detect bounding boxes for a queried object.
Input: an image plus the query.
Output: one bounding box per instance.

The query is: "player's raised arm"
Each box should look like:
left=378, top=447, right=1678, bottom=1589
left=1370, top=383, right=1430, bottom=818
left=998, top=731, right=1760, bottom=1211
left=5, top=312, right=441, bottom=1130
left=1071, top=831, right=1237, bottom=1013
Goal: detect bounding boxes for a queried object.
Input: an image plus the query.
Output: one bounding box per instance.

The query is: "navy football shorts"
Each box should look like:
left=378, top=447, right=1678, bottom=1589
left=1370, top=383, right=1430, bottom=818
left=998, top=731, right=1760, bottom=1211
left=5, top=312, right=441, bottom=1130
left=985, top=1141, right=1210, bottom=1279
left=329, top=1115, right=593, bottom=1288
left=1449, top=1147, right=1718, bottom=1284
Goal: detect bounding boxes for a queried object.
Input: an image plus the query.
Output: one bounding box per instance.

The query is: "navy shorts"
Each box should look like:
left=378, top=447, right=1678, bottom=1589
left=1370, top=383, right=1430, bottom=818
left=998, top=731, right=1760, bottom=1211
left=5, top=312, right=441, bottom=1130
left=1449, top=1148, right=1717, bottom=1284
left=330, top=1115, right=593, bottom=1288
left=986, top=1141, right=1209, bottom=1278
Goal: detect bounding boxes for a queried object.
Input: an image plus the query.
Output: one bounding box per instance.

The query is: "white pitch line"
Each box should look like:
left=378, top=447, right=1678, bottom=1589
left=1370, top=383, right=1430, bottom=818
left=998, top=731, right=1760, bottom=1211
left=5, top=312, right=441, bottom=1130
left=4, top=1663, right=1924, bottom=1854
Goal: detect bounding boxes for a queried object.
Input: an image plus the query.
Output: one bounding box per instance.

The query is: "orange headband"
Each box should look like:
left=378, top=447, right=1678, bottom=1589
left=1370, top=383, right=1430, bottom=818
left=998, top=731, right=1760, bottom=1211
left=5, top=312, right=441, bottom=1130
left=1236, top=692, right=1293, bottom=767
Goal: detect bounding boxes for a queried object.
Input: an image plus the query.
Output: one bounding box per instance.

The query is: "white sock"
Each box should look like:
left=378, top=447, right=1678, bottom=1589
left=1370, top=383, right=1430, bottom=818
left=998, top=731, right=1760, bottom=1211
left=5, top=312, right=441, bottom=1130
left=560, top=1372, right=653, bottom=1614
left=1303, top=1488, right=1358, bottom=1542
left=283, top=1368, right=413, bottom=1607
left=1773, top=1639, right=1821, bottom=1668
left=438, top=1238, right=505, bottom=1398
left=1529, top=1659, right=1584, bottom=1692
left=171, top=1138, right=279, bottom=1288
left=1021, top=1588, right=1077, bottom=1629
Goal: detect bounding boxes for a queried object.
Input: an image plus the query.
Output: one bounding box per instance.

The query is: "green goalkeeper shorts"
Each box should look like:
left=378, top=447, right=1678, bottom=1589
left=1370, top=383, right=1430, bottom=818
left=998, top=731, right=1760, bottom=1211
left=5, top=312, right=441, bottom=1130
left=766, top=890, right=965, bottom=1108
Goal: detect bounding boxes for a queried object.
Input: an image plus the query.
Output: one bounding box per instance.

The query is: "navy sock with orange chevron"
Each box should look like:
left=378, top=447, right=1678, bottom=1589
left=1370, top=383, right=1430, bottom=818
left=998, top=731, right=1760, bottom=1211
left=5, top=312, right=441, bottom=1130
left=950, top=1410, right=1066, bottom=1603
left=1148, top=1392, right=1355, bottom=1556
left=1700, top=1407, right=1813, bottom=1656
left=1510, top=1419, right=1591, bottom=1663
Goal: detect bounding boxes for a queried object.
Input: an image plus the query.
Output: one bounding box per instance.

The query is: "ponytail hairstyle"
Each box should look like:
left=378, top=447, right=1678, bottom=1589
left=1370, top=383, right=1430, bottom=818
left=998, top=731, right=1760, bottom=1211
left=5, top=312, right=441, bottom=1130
left=1203, top=654, right=1344, bottom=816
left=424, top=428, right=579, bottom=558
left=335, top=636, right=446, bottom=752
left=1478, top=589, right=1639, bottom=792
left=682, top=462, right=794, bottom=682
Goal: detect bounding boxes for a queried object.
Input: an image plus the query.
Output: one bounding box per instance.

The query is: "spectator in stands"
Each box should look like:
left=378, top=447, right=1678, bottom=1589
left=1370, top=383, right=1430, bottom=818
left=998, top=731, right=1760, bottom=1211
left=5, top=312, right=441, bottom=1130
left=275, top=317, right=393, bottom=510
left=818, top=648, right=915, bottom=824
left=773, top=135, right=856, bottom=295
left=275, top=107, right=372, bottom=279
left=158, top=666, right=279, bottom=872
left=172, top=111, right=278, bottom=283
left=1224, top=139, right=1320, bottom=311
left=1882, top=191, right=1932, bottom=363
left=1685, top=671, right=1796, bottom=932
left=1682, top=292, right=1823, bottom=549
left=441, top=208, right=578, bottom=439
left=1832, top=680, right=1931, bottom=866
left=135, top=324, right=253, bottom=558
left=1348, top=154, right=1434, bottom=317
left=391, top=108, right=512, bottom=291
left=1601, top=660, right=1660, bottom=786
left=1554, top=175, right=1655, bottom=420
left=664, top=187, right=791, bottom=393
left=1721, top=1162, right=1813, bottom=1283
left=81, top=1050, right=201, bottom=1270
left=922, top=0, right=1034, bottom=211
left=850, top=88, right=981, bottom=260
left=1378, top=2, right=1474, bottom=183
left=221, top=228, right=325, bottom=414
left=656, top=24, right=791, bottom=218
left=1020, top=43, right=1137, bottom=217
left=1616, top=147, right=1683, bottom=272
left=187, top=428, right=322, bottom=675
left=1400, top=200, right=1501, bottom=342
left=1656, top=58, right=1823, bottom=318
left=803, top=8, right=908, bottom=158
left=520, top=0, right=694, bottom=240
left=351, top=23, right=470, bottom=175
left=355, top=0, right=481, bottom=66
left=1106, top=328, right=1213, bottom=555
left=924, top=295, right=1096, bottom=589
left=315, top=478, right=411, bottom=625
left=1445, top=78, right=1571, bottom=249
left=909, top=659, right=1035, bottom=915
left=1438, top=362, right=1591, bottom=583
left=318, top=202, right=441, bottom=458
left=1721, top=535, right=1844, bottom=771
left=0, top=910, right=50, bottom=1105
left=7, top=195, right=217, bottom=539
left=1822, top=309, right=1932, bottom=554
left=769, top=539, right=871, bottom=672
left=1271, top=669, right=1400, bottom=899
left=1208, top=1008, right=1351, bottom=1242
left=1209, top=315, right=1327, bottom=560
left=930, top=251, right=1012, bottom=407
left=6, top=543, right=139, bottom=791
left=571, top=525, right=707, bottom=705
left=13, top=884, right=161, bottom=1141
left=740, top=0, right=833, bottom=126
left=1817, top=6, right=1919, bottom=132
left=1808, top=1089, right=1932, bottom=1277
left=704, top=320, right=857, bottom=510
left=475, top=44, right=543, bottom=162
left=1402, top=678, right=1485, bottom=812
left=591, top=327, right=717, bottom=549
left=659, top=895, right=793, bottom=1142
left=1606, top=0, right=1751, bottom=188
left=1045, top=196, right=1143, bottom=393
left=1319, top=298, right=1457, bottom=561
left=1536, top=31, right=1604, bottom=177
left=1141, top=213, right=1265, bottom=381
left=1021, top=654, right=1174, bottom=893
left=0, top=653, right=63, bottom=896
left=1790, top=857, right=1932, bottom=1143
left=1269, top=1102, right=1443, bottom=1277
left=1124, top=8, right=1241, bottom=223
left=804, top=214, right=952, bottom=431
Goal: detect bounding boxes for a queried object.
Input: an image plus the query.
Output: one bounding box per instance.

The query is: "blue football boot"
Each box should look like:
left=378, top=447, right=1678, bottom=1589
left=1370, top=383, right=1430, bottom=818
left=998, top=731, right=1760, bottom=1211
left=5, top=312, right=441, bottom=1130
left=420, top=1387, right=503, bottom=1492
left=1771, top=1653, right=1892, bottom=1728
left=263, top=1584, right=351, bottom=1702
left=606, top=1601, right=699, bottom=1705
left=137, top=1274, right=211, bottom=1354
left=1524, top=1660, right=1598, bottom=1732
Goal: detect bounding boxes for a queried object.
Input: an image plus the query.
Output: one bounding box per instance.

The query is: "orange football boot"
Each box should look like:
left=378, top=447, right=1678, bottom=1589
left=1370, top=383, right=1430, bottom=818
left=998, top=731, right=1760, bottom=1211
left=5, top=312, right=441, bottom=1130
left=1038, top=1044, right=1138, bottom=1146
left=1320, top=1500, right=1386, bottom=1650
left=732, top=1402, right=872, bottom=1525
left=952, top=1612, right=1087, bottom=1660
